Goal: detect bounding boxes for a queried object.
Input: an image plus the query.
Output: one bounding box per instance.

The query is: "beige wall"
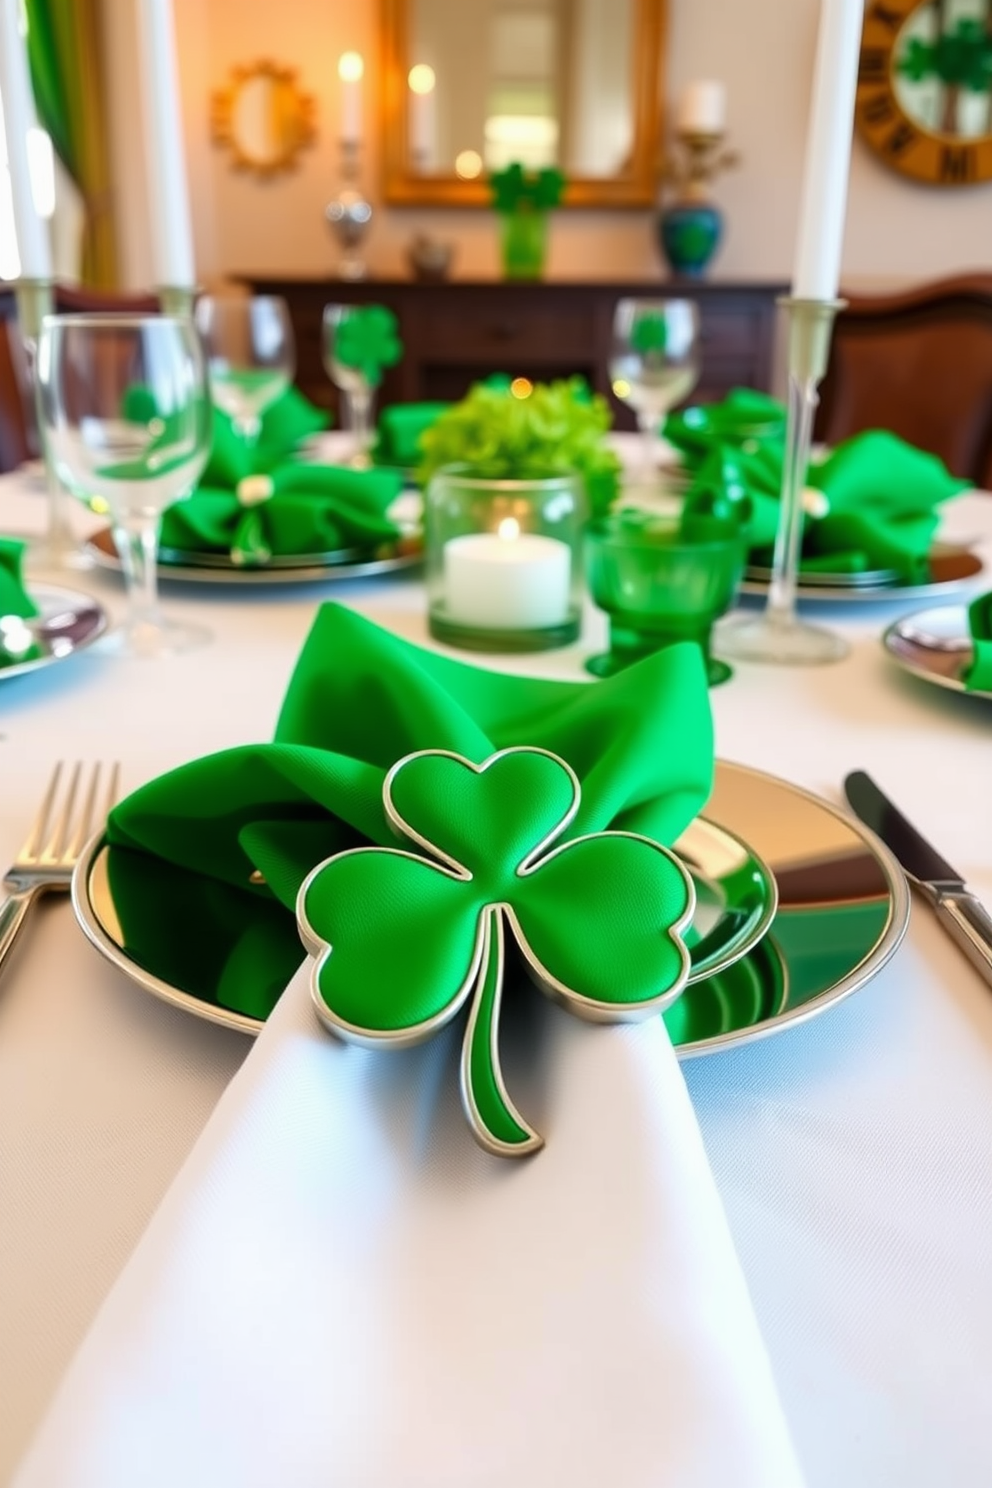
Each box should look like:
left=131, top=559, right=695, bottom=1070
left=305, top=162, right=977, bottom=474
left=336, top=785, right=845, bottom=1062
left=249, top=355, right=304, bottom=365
left=105, top=0, right=992, bottom=291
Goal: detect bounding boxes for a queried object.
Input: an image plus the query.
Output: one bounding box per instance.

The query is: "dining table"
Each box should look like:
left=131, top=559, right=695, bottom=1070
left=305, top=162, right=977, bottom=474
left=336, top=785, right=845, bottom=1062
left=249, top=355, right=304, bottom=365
left=1, top=443, right=991, bottom=1488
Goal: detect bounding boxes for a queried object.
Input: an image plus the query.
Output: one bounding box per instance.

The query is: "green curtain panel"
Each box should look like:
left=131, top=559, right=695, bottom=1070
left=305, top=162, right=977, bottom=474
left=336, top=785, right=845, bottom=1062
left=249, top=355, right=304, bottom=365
left=26, top=0, right=116, bottom=285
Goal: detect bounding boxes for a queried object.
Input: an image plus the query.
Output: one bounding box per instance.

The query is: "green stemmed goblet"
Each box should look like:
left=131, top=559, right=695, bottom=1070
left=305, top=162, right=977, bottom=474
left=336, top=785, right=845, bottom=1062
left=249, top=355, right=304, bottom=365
left=585, top=512, right=746, bottom=685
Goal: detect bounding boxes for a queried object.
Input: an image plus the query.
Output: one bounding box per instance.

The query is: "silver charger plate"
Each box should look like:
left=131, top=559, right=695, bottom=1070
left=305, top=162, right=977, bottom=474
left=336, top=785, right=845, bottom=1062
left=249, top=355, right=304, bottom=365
left=84, top=527, right=422, bottom=585
left=741, top=545, right=983, bottom=602
left=72, top=760, right=909, bottom=1057
left=883, top=604, right=991, bottom=701
left=0, top=583, right=109, bottom=682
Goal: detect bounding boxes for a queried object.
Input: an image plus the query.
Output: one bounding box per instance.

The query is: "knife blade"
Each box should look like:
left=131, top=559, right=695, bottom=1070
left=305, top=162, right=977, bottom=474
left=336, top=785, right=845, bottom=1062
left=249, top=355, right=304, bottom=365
left=844, top=770, right=992, bottom=991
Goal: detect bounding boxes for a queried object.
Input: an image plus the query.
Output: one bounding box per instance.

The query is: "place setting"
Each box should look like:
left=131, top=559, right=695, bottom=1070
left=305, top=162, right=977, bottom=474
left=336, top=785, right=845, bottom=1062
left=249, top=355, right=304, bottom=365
left=82, top=296, right=424, bottom=591
left=882, top=589, right=992, bottom=703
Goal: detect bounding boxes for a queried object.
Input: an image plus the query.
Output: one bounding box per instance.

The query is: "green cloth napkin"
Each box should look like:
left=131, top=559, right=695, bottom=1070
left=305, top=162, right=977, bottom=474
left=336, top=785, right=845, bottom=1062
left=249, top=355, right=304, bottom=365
left=160, top=386, right=405, bottom=563
left=159, top=463, right=404, bottom=564
left=376, top=402, right=450, bottom=467
left=202, top=384, right=331, bottom=488
left=664, top=388, right=787, bottom=460
left=684, top=428, right=969, bottom=583
left=106, top=604, right=713, bottom=1017
left=964, top=592, right=992, bottom=692
left=0, top=537, right=40, bottom=668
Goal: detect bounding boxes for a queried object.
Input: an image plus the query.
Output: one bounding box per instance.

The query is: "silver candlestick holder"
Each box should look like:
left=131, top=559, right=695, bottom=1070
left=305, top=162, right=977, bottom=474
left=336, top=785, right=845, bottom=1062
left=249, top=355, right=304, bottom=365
left=715, top=296, right=849, bottom=666
left=325, top=140, right=372, bottom=281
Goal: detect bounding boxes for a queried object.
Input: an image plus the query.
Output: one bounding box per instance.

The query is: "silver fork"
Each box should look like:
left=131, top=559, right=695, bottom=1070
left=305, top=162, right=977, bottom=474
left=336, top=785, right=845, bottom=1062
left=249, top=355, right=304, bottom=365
left=0, top=762, right=120, bottom=974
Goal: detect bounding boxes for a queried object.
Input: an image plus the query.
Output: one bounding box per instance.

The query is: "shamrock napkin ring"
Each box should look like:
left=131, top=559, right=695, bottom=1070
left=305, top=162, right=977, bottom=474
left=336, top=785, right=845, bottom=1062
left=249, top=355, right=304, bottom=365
left=297, top=746, right=695, bottom=1158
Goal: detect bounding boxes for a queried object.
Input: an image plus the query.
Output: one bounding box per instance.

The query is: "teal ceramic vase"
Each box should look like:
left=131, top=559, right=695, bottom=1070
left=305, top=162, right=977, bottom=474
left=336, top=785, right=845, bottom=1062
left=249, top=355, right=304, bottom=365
left=658, top=202, right=723, bottom=278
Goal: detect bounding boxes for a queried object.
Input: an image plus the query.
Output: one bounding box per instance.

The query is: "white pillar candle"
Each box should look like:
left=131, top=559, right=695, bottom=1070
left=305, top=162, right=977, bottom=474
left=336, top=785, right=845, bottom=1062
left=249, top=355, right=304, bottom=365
left=676, top=81, right=725, bottom=136
left=444, top=521, right=571, bottom=631
left=791, top=0, right=864, bottom=301
left=338, top=52, right=364, bottom=146
left=136, top=0, right=195, bottom=289
left=0, top=0, right=52, bottom=279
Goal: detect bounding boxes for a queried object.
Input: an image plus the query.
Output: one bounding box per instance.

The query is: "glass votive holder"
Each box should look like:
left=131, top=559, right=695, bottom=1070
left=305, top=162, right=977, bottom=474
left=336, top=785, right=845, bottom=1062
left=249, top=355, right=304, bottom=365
left=585, top=512, right=747, bottom=685
left=426, top=467, right=586, bottom=651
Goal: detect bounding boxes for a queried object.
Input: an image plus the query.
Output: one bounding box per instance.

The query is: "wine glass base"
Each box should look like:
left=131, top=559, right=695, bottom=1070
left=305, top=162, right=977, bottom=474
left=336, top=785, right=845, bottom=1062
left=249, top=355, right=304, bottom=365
left=24, top=534, right=95, bottom=574
left=714, top=611, right=849, bottom=666
left=99, top=617, right=211, bottom=659
left=585, top=649, right=734, bottom=687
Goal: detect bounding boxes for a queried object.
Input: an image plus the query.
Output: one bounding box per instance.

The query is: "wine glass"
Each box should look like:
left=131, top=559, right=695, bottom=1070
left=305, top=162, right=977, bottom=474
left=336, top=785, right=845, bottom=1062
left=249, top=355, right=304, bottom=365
left=609, top=298, right=700, bottom=500
left=194, top=295, right=295, bottom=446
left=322, top=304, right=375, bottom=469
left=36, top=314, right=212, bottom=658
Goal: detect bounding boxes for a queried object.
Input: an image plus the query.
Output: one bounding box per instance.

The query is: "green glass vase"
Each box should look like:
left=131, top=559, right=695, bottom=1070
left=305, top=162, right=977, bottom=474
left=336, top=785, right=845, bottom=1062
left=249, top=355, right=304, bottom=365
left=499, top=208, right=548, bottom=280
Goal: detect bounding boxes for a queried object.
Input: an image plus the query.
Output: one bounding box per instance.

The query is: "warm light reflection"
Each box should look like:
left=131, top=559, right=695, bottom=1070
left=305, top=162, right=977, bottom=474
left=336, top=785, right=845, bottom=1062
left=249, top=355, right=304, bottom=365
left=338, top=52, right=364, bottom=82
left=612, top=378, right=631, bottom=399
left=454, top=149, right=483, bottom=179
left=408, top=64, right=436, bottom=95
left=497, top=517, right=521, bottom=541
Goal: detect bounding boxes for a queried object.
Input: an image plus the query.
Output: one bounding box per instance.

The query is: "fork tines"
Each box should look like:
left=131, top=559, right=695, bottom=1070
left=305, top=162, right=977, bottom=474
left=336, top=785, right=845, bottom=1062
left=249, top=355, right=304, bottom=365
left=21, top=762, right=121, bottom=868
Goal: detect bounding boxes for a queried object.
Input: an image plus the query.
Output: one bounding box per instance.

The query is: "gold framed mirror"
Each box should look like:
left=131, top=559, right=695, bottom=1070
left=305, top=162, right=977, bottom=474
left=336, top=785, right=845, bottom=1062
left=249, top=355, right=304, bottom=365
left=381, top=0, right=666, bottom=206
left=211, top=60, right=317, bottom=178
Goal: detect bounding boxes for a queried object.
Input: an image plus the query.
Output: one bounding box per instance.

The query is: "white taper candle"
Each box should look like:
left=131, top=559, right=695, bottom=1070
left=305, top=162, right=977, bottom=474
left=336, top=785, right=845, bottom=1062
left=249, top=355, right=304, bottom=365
left=0, top=0, right=52, bottom=279
left=136, top=0, right=195, bottom=289
left=791, top=0, right=865, bottom=301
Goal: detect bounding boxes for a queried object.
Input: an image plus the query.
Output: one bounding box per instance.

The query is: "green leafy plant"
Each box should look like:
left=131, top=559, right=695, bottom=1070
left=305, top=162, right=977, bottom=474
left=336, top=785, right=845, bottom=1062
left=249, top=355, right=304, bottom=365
left=417, top=376, right=622, bottom=513
left=489, top=162, right=565, bottom=212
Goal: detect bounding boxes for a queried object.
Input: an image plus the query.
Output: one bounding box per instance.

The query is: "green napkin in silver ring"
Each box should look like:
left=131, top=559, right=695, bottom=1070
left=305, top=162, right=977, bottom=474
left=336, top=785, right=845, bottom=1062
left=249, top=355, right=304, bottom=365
left=0, top=536, right=41, bottom=667
left=103, top=603, right=713, bottom=1022
left=159, top=385, right=405, bottom=563
left=159, top=463, right=405, bottom=565
left=683, top=429, right=970, bottom=583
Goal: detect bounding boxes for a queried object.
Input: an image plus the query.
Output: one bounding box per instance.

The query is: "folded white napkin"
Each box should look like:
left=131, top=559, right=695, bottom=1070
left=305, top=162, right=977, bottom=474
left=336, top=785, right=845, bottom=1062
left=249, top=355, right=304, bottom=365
left=15, top=964, right=805, bottom=1488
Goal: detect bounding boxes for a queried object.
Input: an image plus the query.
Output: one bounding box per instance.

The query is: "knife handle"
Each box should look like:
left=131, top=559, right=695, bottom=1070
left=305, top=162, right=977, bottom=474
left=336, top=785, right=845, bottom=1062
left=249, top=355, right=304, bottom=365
left=929, top=889, right=992, bottom=991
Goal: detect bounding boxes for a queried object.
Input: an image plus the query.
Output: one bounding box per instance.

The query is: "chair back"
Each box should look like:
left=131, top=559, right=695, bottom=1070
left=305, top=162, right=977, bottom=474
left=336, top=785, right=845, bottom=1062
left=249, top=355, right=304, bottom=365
left=816, top=274, right=992, bottom=489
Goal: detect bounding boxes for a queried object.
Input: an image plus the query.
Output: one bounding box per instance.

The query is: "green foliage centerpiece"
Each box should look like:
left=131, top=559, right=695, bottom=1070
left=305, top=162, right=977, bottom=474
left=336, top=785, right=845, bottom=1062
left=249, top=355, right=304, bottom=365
left=419, top=378, right=620, bottom=653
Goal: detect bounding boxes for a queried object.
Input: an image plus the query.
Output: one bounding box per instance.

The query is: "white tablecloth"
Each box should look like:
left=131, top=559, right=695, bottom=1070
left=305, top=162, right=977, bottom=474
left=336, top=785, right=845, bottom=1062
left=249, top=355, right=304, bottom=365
left=1, top=472, right=991, bottom=1487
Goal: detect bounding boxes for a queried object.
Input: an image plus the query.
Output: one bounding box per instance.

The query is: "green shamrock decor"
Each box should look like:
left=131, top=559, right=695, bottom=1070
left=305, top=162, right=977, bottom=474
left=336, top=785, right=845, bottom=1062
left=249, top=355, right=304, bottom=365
left=298, top=746, right=695, bottom=1158
left=333, top=306, right=403, bottom=387
left=630, top=312, right=668, bottom=356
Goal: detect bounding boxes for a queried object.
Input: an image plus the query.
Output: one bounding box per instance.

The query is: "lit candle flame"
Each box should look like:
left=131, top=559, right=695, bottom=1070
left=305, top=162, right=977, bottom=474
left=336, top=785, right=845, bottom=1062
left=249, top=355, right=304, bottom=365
left=497, top=517, right=520, bottom=542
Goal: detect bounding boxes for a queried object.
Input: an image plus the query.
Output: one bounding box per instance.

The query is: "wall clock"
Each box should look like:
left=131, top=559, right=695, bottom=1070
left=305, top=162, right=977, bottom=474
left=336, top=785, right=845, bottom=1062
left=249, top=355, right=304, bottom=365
left=856, top=0, right=992, bottom=185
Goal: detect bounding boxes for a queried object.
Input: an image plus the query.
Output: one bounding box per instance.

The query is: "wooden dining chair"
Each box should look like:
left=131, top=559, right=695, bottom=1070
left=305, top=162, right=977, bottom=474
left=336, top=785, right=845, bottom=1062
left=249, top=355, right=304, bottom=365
left=816, top=274, right=992, bottom=489
left=0, top=284, right=162, bottom=473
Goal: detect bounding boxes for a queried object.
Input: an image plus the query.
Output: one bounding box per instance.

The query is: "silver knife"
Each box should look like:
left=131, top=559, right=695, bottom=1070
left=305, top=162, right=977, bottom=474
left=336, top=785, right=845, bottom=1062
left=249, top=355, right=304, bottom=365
left=844, top=770, right=992, bottom=990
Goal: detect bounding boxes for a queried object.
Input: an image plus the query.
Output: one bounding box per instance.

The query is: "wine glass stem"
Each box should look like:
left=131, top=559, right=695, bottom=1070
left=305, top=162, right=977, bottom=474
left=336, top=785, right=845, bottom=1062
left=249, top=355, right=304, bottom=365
left=347, top=387, right=373, bottom=466
left=115, top=517, right=163, bottom=637
left=637, top=409, right=661, bottom=487
left=766, top=371, right=817, bottom=627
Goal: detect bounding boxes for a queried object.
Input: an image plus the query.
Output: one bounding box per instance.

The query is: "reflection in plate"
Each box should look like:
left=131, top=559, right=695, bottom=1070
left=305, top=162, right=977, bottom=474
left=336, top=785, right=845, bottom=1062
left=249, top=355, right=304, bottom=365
left=72, top=761, right=908, bottom=1055
left=883, top=604, right=991, bottom=700
left=0, top=583, right=109, bottom=682
left=741, top=546, right=983, bottom=603
left=85, top=526, right=422, bottom=585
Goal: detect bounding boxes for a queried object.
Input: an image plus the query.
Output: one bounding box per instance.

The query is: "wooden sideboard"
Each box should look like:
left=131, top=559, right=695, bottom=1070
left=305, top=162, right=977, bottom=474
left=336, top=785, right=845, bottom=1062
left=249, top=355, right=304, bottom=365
left=242, top=278, right=787, bottom=430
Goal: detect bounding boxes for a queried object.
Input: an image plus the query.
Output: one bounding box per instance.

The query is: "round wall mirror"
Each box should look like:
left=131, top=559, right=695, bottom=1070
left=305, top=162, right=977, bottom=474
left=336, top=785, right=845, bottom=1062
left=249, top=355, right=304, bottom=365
left=211, top=61, right=317, bottom=178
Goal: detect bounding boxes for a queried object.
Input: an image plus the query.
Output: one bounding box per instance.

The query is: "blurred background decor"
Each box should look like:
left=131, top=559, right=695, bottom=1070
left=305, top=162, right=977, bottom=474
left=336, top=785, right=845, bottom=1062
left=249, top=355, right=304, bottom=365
left=210, top=59, right=316, bottom=177
left=489, top=162, right=564, bottom=279
left=658, top=80, right=739, bottom=277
